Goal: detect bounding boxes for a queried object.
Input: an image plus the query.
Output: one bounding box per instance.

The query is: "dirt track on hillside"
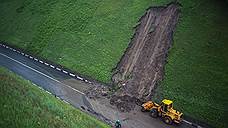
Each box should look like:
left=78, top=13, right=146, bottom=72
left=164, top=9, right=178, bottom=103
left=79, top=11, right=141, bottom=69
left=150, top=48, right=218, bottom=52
left=112, top=3, right=180, bottom=107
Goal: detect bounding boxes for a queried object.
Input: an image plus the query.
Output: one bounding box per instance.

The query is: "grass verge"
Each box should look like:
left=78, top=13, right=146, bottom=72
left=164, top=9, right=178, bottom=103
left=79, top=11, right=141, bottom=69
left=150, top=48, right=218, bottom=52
left=0, top=0, right=178, bottom=83
left=0, top=0, right=160, bottom=83
left=1, top=0, right=227, bottom=127
left=153, top=0, right=228, bottom=127
left=0, top=66, right=109, bottom=128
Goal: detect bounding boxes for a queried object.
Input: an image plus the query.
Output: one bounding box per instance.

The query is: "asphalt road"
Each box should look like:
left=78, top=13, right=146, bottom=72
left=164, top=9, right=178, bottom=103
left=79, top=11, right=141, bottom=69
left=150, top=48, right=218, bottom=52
left=0, top=45, right=93, bottom=110
left=0, top=44, right=199, bottom=128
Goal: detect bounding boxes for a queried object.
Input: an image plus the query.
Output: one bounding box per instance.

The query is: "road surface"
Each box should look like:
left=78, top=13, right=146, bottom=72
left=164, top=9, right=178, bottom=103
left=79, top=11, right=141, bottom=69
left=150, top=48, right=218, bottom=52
left=0, top=44, right=198, bottom=128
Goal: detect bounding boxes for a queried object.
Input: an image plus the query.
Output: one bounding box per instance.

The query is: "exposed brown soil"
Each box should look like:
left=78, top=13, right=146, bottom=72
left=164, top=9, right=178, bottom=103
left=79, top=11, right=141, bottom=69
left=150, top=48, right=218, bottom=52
left=110, top=95, right=138, bottom=112
left=85, top=85, right=111, bottom=99
left=111, top=3, right=180, bottom=110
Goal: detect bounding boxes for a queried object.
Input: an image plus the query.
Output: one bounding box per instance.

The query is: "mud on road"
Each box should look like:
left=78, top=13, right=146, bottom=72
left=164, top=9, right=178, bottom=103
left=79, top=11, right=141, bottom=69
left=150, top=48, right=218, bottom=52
left=84, top=3, right=182, bottom=127
left=112, top=3, right=180, bottom=109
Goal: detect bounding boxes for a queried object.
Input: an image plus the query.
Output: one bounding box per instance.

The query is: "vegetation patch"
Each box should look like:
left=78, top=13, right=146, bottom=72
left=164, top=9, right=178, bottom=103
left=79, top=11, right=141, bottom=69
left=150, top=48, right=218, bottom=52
left=0, top=0, right=227, bottom=127
left=0, top=67, right=109, bottom=128
left=153, top=0, right=228, bottom=127
left=0, top=0, right=168, bottom=83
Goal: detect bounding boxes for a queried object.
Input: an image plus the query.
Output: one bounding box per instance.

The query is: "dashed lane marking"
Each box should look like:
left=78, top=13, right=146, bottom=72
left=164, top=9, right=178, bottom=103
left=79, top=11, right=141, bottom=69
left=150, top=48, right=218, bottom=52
left=56, top=67, right=61, bottom=71
left=77, top=76, right=83, bottom=80
left=50, top=65, right=55, bottom=68
left=69, top=73, right=76, bottom=77
left=0, top=53, right=85, bottom=95
left=0, top=44, right=93, bottom=85
left=62, top=70, right=68, bottom=74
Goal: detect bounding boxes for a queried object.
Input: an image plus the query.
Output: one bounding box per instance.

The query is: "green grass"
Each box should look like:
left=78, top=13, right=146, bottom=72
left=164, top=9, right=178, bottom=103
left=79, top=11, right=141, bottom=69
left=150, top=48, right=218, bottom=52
left=0, top=0, right=170, bottom=83
left=1, top=0, right=228, bottom=127
left=154, top=0, right=228, bottom=127
left=0, top=67, right=110, bottom=128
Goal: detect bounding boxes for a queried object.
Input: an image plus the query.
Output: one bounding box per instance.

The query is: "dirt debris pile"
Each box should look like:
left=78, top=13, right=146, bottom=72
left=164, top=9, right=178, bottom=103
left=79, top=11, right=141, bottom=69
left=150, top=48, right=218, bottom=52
left=112, top=3, right=180, bottom=103
left=110, top=95, right=138, bottom=112
left=85, top=85, right=110, bottom=99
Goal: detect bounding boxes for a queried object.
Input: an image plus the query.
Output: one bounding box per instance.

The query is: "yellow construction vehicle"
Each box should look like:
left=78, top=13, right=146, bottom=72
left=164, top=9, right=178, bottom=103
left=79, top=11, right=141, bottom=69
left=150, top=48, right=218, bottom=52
left=141, top=99, right=183, bottom=125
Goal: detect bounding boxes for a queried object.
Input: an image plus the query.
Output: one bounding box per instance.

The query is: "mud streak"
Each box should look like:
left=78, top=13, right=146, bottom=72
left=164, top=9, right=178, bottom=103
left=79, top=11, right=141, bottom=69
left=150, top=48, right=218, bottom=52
left=112, top=3, right=180, bottom=101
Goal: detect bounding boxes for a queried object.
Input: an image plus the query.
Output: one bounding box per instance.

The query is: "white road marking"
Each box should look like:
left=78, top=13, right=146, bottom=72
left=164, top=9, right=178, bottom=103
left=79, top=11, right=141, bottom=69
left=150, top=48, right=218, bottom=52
left=183, top=120, right=203, bottom=128
left=0, top=53, right=85, bottom=95
left=62, top=70, right=68, bottom=74
left=46, top=91, right=51, bottom=94
left=77, top=76, right=83, bottom=80
left=69, top=73, right=75, bottom=77
left=37, top=86, right=43, bottom=90
left=63, top=100, right=70, bottom=104
left=1, top=44, right=93, bottom=85
left=183, top=119, right=192, bottom=125
left=56, top=67, right=61, bottom=71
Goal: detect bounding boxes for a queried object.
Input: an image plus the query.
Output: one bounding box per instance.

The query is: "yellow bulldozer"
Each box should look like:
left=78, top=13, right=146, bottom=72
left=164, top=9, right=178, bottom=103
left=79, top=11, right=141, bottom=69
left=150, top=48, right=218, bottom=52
left=141, top=99, right=183, bottom=125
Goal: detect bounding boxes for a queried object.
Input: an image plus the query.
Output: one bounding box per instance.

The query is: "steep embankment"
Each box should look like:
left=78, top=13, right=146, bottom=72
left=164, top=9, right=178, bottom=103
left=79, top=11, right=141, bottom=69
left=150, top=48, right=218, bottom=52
left=112, top=3, right=180, bottom=101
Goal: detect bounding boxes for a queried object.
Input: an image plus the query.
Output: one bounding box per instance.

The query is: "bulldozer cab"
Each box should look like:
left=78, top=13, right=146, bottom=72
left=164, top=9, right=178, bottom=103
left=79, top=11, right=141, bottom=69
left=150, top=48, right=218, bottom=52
left=161, top=99, right=173, bottom=112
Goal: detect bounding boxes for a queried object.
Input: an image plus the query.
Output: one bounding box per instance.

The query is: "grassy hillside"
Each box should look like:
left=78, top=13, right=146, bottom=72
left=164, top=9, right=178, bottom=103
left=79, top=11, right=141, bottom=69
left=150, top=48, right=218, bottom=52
left=155, top=0, right=228, bottom=127
left=0, top=0, right=176, bottom=83
left=0, top=0, right=162, bottom=83
left=0, top=67, right=109, bottom=128
left=1, top=0, right=227, bottom=127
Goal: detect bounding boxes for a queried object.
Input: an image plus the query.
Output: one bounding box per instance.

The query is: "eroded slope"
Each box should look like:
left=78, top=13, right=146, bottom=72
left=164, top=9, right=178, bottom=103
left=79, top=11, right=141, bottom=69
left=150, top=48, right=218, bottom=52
left=112, top=3, right=180, bottom=101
